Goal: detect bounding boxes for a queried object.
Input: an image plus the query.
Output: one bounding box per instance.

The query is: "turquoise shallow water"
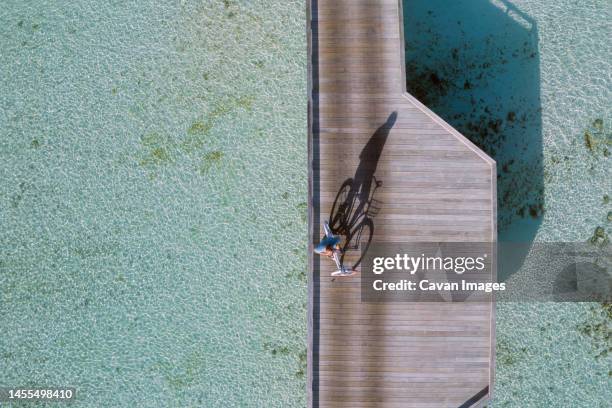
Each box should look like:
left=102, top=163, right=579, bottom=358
left=0, top=0, right=610, bottom=407
left=1, top=1, right=307, bottom=407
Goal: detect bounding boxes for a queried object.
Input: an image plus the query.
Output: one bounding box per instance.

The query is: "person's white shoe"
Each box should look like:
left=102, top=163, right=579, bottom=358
left=331, top=268, right=357, bottom=277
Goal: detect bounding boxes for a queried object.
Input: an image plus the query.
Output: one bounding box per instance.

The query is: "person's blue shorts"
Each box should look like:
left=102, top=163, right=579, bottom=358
left=314, top=235, right=341, bottom=254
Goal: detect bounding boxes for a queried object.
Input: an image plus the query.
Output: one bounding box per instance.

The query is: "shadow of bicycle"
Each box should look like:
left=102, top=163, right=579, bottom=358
left=328, top=112, right=396, bottom=269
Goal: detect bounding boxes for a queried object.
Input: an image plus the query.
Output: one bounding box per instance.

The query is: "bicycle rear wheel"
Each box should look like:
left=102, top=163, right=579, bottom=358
left=342, top=217, right=373, bottom=269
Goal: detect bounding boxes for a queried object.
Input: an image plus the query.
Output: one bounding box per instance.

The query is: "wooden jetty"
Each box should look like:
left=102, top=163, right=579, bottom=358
left=307, top=1, right=497, bottom=407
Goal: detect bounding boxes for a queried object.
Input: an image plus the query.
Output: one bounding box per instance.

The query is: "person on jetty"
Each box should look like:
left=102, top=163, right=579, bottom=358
left=314, top=233, right=342, bottom=258
left=314, top=222, right=357, bottom=277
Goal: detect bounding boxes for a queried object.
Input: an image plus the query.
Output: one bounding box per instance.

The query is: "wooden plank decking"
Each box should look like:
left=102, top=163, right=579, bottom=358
left=307, top=1, right=496, bottom=407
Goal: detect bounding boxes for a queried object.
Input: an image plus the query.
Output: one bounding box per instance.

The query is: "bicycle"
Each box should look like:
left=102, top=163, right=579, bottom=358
left=328, top=176, right=383, bottom=269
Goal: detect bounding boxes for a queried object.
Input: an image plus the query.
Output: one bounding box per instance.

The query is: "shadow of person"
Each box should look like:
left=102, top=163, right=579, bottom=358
left=403, top=0, right=543, bottom=281
left=350, top=111, right=397, bottom=224
left=328, top=111, right=396, bottom=269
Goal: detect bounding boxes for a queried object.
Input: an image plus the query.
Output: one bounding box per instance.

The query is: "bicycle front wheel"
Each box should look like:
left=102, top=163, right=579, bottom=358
left=329, top=178, right=354, bottom=234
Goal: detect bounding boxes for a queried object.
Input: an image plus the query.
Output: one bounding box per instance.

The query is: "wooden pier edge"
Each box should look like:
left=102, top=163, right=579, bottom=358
left=306, top=0, right=314, bottom=405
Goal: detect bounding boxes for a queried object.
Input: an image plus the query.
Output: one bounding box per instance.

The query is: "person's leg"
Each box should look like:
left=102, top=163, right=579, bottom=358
left=314, top=241, right=326, bottom=254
